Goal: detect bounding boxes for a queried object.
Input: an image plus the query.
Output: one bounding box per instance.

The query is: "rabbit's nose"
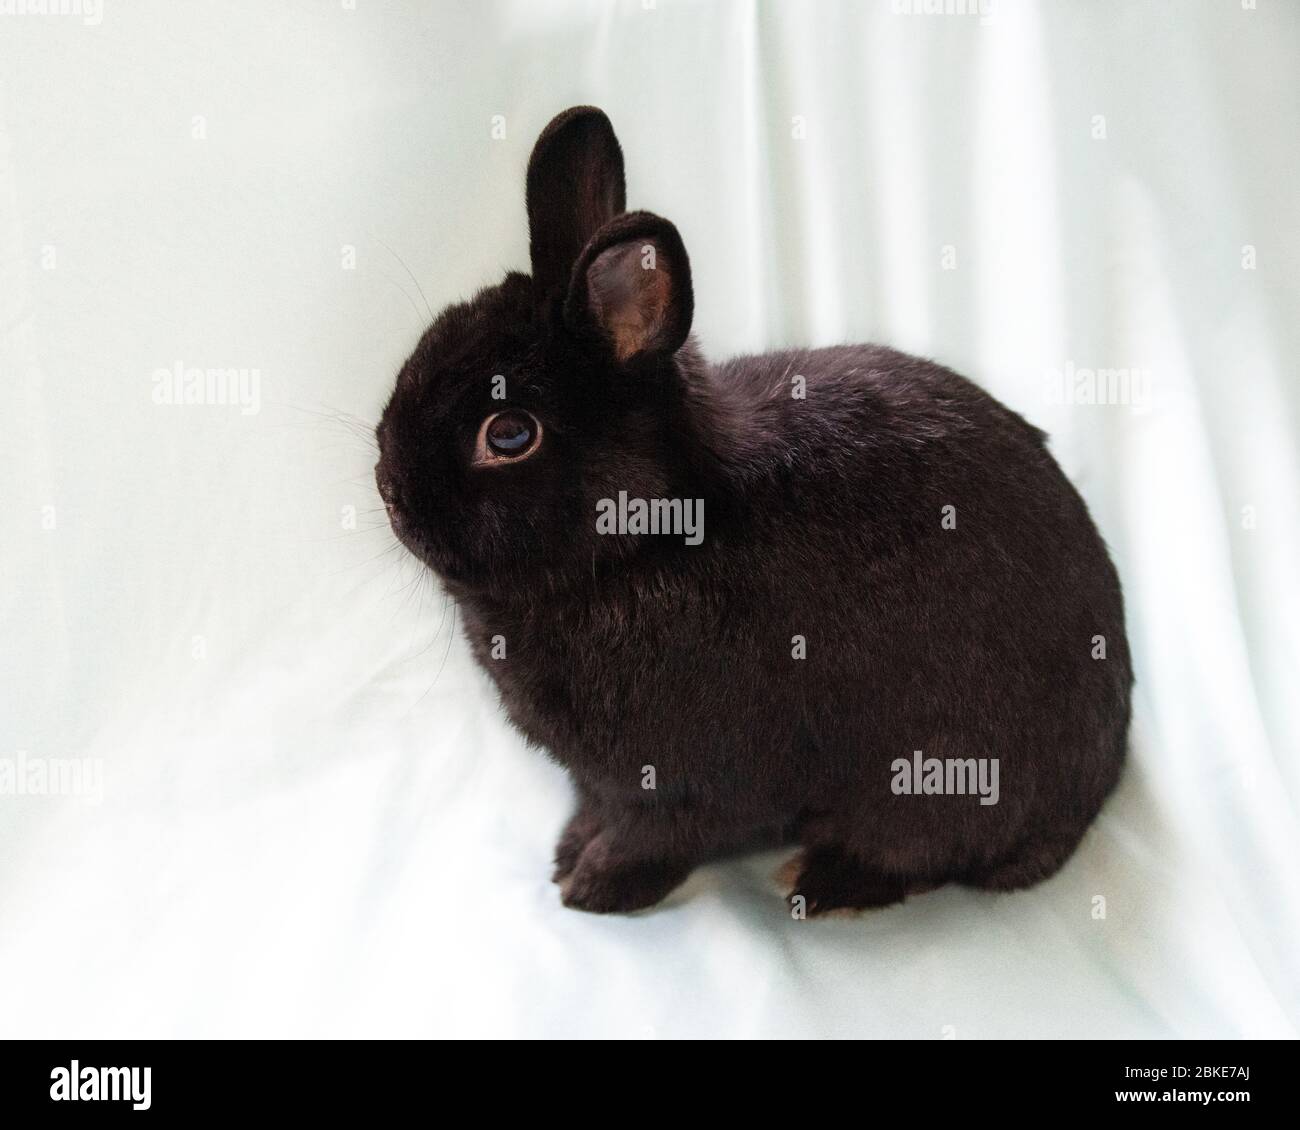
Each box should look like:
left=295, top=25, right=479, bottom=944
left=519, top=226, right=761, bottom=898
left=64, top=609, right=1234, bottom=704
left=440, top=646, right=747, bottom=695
left=375, top=464, right=400, bottom=509
left=375, top=466, right=408, bottom=536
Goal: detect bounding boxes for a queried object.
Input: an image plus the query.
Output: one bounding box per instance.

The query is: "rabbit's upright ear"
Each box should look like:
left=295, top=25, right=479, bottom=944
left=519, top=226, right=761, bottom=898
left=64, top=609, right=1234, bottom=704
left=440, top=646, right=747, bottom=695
left=565, top=211, right=694, bottom=363
left=527, top=107, right=626, bottom=310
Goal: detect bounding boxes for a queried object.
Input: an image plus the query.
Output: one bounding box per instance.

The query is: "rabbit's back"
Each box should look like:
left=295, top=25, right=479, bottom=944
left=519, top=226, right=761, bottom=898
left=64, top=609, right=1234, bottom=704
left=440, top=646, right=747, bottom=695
left=706, top=344, right=1131, bottom=852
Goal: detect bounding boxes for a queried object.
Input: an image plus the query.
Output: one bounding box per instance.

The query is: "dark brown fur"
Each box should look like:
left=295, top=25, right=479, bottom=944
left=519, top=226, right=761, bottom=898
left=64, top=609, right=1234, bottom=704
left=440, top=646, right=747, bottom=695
left=376, top=107, right=1131, bottom=916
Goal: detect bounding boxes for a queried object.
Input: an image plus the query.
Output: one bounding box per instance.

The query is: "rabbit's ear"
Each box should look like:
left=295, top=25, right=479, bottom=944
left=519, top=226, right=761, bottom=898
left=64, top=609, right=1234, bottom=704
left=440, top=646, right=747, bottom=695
left=527, top=107, right=626, bottom=310
left=565, top=211, right=693, bottom=363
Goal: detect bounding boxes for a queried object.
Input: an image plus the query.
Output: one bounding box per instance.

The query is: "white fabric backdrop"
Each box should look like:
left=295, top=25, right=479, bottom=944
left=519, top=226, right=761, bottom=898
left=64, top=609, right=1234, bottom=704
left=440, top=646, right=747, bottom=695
left=2, top=0, right=1297, bottom=1038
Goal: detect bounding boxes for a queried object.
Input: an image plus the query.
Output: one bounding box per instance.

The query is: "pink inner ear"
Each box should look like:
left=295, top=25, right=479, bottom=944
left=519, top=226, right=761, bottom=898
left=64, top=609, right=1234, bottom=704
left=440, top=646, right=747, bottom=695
left=588, top=240, right=672, bottom=361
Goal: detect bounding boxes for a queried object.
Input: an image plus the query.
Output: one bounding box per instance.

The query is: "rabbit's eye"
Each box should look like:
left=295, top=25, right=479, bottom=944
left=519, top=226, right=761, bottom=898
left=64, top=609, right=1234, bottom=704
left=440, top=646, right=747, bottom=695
left=475, top=409, right=541, bottom=464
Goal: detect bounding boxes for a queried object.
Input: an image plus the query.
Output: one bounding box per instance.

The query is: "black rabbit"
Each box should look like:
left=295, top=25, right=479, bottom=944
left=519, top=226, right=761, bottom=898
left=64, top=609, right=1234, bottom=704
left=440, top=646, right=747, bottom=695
left=375, top=106, right=1131, bottom=915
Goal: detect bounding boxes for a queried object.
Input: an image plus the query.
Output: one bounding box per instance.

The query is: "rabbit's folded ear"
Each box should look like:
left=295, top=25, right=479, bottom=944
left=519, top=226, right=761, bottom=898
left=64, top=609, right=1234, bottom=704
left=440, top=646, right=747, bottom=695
left=526, top=107, right=626, bottom=310
left=564, top=211, right=694, bottom=363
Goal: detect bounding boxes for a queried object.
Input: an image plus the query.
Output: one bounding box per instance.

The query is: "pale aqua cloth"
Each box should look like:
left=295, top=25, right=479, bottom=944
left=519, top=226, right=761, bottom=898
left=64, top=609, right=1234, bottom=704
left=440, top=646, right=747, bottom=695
left=2, top=0, right=1297, bottom=1037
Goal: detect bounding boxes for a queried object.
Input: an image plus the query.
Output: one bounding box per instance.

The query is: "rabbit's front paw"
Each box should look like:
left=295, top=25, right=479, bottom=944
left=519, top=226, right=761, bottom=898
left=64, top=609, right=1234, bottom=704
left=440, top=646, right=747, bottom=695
left=552, top=805, right=603, bottom=883
left=558, top=833, right=690, bottom=914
